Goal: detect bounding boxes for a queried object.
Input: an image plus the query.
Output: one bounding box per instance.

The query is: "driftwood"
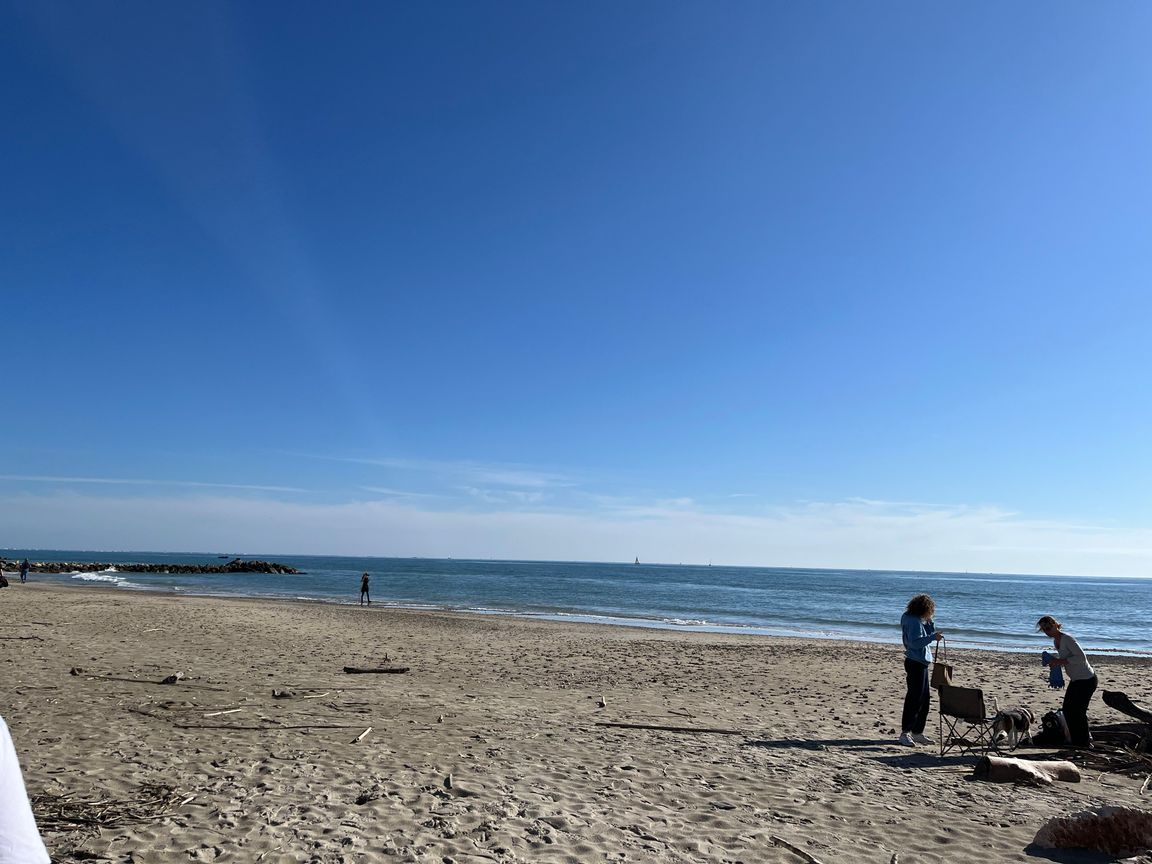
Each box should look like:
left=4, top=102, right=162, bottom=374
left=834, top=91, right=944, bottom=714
left=0, top=622, right=60, bottom=627
left=974, top=755, right=1080, bottom=784
left=1103, top=690, right=1152, bottom=725
left=769, top=834, right=826, bottom=864
left=595, top=722, right=746, bottom=736
left=343, top=666, right=409, bottom=675
left=31, top=783, right=187, bottom=837
left=173, top=723, right=364, bottom=731
left=76, top=671, right=224, bottom=691
left=127, top=706, right=362, bottom=732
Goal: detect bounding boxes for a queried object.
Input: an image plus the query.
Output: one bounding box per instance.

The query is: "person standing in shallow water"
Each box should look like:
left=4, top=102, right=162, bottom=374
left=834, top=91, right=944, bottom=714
left=1038, top=615, right=1098, bottom=748
left=19, top=559, right=29, bottom=584
left=359, top=572, right=370, bottom=606
left=899, top=593, right=943, bottom=747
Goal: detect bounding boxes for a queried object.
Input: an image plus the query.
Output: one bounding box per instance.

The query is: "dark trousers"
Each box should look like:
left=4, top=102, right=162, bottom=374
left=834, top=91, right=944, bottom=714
left=902, top=658, right=931, bottom=734
left=1063, top=675, right=1098, bottom=745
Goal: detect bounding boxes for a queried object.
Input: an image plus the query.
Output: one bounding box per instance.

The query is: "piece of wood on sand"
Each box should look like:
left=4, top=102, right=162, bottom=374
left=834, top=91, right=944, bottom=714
left=769, top=834, right=827, bottom=864
left=343, top=666, right=409, bottom=674
left=594, top=721, right=746, bottom=736
left=974, top=755, right=1080, bottom=785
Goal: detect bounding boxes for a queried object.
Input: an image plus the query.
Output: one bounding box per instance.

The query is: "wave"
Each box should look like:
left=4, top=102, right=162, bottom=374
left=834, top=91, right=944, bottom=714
left=69, top=571, right=143, bottom=589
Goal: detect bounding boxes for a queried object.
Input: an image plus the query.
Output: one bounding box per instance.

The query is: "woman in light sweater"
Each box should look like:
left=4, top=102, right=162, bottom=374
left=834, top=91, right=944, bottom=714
left=899, top=594, right=944, bottom=747
left=1037, top=615, right=1098, bottom=748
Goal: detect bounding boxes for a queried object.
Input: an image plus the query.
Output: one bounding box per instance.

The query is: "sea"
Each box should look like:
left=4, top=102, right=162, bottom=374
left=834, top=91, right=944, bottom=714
left=4, top=550, right=1150, bottom=656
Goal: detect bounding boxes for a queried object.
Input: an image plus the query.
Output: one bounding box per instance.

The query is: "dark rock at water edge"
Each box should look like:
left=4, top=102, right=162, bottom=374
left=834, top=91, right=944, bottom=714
left=0, top=558, right=301, bottom=575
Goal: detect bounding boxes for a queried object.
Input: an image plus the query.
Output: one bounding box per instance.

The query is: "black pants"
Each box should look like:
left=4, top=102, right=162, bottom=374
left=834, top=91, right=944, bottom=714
left=902, top=658, right=931, bottom=734
left=1063, top=674, right=1098, bottom=746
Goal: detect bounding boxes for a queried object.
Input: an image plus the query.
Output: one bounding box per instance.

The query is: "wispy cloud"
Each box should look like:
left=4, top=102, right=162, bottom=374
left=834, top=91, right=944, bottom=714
left=359, top=486, right=443, bottom=500
left=462, top=487, right=547, bottom=505
left=3, top=489, right=1151, bottom=577
left=304, top=454, right=580, bottom=489
left=0, top=474, right=306, bottom=493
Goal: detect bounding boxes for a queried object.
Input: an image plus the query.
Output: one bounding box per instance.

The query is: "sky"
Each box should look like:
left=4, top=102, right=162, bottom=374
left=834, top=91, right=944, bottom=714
left=2, top=2, right=1151, bottom=575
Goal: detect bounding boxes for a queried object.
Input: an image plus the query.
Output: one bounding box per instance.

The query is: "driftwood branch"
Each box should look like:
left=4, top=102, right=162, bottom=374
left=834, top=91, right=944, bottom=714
left=75, top=671, right=225, bottom=691
left=343, top=666, right=409, bottom=674
left=769, top=834, right=826, bottom=864
left=173, top=723, right=365, bottom=731
left=594, top=722, right=746, bottom=736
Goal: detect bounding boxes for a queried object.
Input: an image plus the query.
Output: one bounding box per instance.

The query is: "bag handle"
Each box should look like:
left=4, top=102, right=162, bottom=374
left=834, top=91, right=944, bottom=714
left=933, top=636, right=947, bottom=664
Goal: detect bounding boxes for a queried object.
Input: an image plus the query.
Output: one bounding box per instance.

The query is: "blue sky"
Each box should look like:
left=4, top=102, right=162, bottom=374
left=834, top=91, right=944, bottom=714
left=3, top=2, right=1151, bottom=574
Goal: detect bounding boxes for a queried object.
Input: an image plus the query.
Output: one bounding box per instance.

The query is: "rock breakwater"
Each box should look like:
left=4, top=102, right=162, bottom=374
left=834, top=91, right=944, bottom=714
left=0, top=558, right=300, bottom=575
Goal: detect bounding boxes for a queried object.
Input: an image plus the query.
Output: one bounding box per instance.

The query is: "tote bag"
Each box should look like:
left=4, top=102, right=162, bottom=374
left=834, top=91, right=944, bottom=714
left=930, top=638, right=953, bottom=689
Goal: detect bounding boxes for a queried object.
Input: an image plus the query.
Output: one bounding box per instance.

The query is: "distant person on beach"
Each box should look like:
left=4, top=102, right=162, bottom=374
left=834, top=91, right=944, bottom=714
left=360, top=572, right=370, bottom=606
left=0, top=715, right=51, bottom=863
left=899, top=593, right=943, bottom=747
left=18, top=560, right=29, bottom=584
left=1037, top=615, right=1098, bottom=748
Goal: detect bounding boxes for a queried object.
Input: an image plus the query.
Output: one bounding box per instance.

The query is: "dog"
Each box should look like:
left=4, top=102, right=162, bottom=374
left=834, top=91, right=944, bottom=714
left=992, top=706, right=1036, bottom=749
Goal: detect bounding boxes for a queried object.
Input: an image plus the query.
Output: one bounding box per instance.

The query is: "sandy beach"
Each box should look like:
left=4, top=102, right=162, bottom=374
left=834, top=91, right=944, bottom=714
left=2, top=583, right=1150, bottom=863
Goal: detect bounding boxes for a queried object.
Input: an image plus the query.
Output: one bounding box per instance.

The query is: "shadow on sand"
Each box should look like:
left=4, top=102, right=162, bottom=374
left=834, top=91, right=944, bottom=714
left=744, top=737, right=891, bottom=753
left=744, top=737, right=985, bottom=769
left=1022, top=844, right=1123, bottom=864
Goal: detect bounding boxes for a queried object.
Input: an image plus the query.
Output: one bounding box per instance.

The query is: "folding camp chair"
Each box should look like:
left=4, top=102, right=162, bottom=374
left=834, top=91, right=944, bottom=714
left=938, top=685, right=1000, bottom=757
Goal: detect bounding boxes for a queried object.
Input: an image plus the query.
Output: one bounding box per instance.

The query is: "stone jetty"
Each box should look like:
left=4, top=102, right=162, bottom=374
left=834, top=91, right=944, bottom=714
left=0, top=558, right=300, bottom=575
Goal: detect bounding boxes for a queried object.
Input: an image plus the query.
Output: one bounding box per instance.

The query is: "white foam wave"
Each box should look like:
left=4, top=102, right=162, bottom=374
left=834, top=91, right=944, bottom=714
left=69, top=571, right=143, bottom=589
left=72, top=572, right=124, bottom=584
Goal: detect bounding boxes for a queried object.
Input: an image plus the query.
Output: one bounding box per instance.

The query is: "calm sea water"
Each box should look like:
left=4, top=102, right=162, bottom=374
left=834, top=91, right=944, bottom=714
left=5, top=550, right=1150, bottom=655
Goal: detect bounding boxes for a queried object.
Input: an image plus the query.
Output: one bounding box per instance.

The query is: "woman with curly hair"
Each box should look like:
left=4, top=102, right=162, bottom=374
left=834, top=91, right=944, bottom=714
left=899, top=593, right=943, bottom=747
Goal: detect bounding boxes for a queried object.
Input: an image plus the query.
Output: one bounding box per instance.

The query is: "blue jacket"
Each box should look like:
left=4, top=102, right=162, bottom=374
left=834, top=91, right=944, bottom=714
left=901, top=613, right=936, bottom=665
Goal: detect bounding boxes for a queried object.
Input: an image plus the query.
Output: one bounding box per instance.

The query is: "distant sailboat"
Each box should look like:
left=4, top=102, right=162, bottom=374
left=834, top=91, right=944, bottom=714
left=634, top=557, right=639, bottom=565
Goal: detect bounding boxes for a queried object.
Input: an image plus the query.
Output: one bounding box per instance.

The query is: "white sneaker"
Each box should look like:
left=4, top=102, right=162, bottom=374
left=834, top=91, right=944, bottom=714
left=911, top=733, right=934, bottom=745
left=898, top=731, right=917, bottom=747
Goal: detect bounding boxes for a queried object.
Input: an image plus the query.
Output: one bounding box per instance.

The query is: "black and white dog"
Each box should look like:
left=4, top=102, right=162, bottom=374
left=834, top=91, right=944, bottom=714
left=992, top=707, right=1036, bottom=749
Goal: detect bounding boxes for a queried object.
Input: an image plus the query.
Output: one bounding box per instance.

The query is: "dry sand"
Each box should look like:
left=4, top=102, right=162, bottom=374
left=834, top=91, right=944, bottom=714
left=1, top=582, right=1150, bottom=863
